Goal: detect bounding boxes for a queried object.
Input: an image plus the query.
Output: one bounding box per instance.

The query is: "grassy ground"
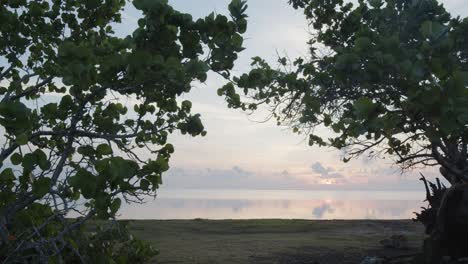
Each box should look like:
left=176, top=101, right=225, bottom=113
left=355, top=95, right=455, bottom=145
left=125, top=219, right=425, bottom=264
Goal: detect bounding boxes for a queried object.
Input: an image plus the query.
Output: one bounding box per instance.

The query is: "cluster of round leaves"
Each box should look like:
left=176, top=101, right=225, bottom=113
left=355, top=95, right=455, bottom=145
left=0, top=0, right=247, bottom=262
left=220, top=0, right=468, bottom=167
left=62, top=221, right=158, bottom=264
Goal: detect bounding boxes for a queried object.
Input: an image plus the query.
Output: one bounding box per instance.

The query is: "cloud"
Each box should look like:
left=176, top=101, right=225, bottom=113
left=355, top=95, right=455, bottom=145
left=279, top=170, right=290, bottom=178
left=311, top=162, right=328, bottom=175
left=160, top=163, right=442, bottom=190
left=311, top=162, right=345, bottom=179
left=232, top=166, right=252, bottom=176
left=163, top=166, right=308, bottom=189
left=326, top=173, right=345, bottom=179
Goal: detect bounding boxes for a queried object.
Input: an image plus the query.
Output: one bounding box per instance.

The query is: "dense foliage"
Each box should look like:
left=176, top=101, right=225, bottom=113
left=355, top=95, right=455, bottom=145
left=0, top=0, right=247, bottom=262
left=220, top=0, right=468, bottom=185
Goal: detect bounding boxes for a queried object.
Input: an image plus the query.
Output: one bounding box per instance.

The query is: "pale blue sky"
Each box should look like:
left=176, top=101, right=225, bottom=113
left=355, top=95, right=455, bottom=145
left=116, top=0, right=468, bottom=191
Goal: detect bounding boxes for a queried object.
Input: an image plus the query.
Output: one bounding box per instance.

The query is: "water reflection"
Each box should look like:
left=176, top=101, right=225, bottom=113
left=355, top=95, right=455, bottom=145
left=119, top=190, right=425, bottom=220
left=312, top=203, right=334, bottom=219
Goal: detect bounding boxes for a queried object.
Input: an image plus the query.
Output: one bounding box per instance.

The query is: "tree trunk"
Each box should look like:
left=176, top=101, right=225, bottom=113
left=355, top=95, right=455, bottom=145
left=419, top=181, right=468, bottom=263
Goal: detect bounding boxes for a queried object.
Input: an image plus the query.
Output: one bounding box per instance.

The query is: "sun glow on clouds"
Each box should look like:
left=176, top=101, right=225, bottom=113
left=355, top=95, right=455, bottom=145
left=320, top=179, right=335, bottom=185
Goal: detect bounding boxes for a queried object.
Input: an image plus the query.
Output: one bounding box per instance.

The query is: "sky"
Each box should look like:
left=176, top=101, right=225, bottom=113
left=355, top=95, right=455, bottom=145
left=6, top=0, right=464, bottom=192
left=115, top=0, right=468, bottom=191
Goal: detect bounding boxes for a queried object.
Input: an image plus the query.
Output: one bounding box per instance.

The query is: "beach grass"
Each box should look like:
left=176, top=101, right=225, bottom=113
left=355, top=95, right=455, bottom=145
left=123, top=219, right=425, bottom=263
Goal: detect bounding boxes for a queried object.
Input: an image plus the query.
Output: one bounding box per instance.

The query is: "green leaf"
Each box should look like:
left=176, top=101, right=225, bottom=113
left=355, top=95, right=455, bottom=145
left=181, top=100, right=192, bottom=112
left=156, top=156, right=169, bottom=172
left=184, top=114, right=204, bottom=136
left=11, top=153, right=22, bottom=165
left=71, top=190, right=80, bottom=201
left=140, top=179, right=150, bottom=190
left=32, top=177, right=51, bottom=197
left=34, top=149, right=50, bottom=170
left=165, top=144, right=175, bottom=154
left=0, top=168, right=15, bottom=182
left=231, top=34, right=243, bottom=49
left=70, top=169, right=96, bottom=199
left=354, top=97, right=376, bottom=118
left=22, top=153, right=37, bottom=172
left=78, top=145, right=95, bottom=156
left=41, top=103, right=58, bottom=118
left=109, top=157, right=137, bottom=180
left=0, top=101, right=30, bottom=121
left=148, top=174, right=163, bottom=186
left=323, top=115, right=332, bottom=127
left=16, top=133, right=28, bottom=145
left=229, top=0, right=248, bottom=20
left=368, top=0, right=383, bottom=8
left=110, top=198, right=122, bottom=214
left=97, top=144, right=113, bottom=155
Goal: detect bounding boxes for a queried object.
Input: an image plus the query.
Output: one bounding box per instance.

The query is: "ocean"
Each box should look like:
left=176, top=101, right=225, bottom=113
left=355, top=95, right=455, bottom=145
left=119, top=189, right=426, bottom=220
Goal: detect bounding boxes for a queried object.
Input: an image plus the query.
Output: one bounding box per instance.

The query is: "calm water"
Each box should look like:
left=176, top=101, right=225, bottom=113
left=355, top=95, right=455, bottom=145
left=119, top=189, right=426, bottom=220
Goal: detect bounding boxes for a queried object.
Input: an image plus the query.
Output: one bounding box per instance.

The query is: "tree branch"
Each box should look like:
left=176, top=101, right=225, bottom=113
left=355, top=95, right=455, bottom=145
left=2, top=77, right=53, bottom=102
left=0, top=65, right=14, bottom=80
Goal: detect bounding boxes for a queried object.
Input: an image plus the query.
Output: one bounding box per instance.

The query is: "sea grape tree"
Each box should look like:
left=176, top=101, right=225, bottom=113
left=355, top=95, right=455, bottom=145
left=219, top=0, right=468, bottom=260
left=0, top=0, right=247, bottom=262
left=221, top=0, right=468, bottom=185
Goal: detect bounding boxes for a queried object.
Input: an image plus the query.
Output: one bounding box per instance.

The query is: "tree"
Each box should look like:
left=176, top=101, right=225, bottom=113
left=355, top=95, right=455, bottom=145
left=219, top=0, right=468, bottom=261
left=0, top=0, right=247, bottom=262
